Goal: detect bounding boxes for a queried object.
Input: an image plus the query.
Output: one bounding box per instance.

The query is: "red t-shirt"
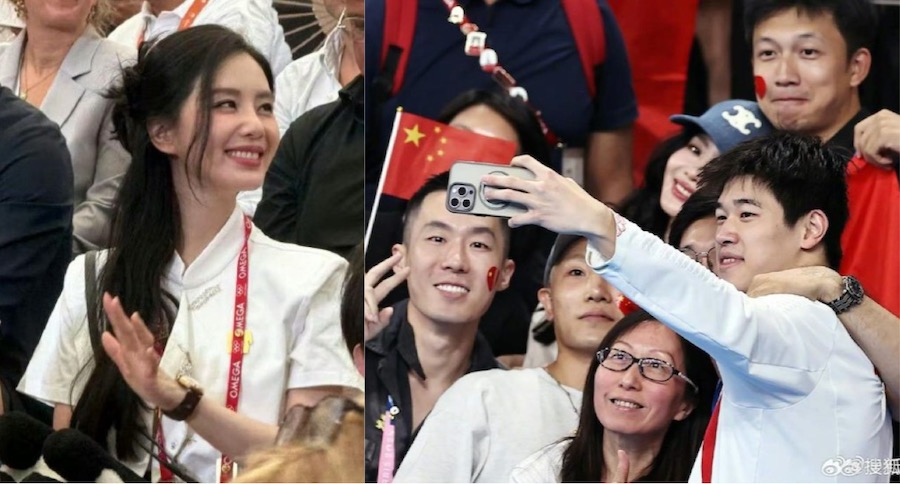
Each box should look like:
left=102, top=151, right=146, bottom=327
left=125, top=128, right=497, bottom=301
left=840, top=155, right=900, bottom=317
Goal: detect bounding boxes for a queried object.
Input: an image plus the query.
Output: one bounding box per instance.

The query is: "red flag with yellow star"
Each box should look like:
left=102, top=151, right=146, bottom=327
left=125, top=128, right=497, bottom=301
left=379, top=111, right=517, bottom=200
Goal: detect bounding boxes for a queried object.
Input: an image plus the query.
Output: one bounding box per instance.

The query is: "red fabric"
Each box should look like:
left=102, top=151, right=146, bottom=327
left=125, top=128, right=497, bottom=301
left=839, top=156, right=900, bottom=317
left=382, top=0, right=418, bottom=97
left=701, top=399, right=721, bottom=483
left=561, top=0, right=606, bottom=98
left=607, top=1, right=698, bottom=186
left=380, top=112, right=517, bottom=200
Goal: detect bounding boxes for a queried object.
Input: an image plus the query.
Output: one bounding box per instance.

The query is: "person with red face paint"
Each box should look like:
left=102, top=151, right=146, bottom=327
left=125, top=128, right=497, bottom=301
left=483, top=132, right=892, bottom=481
left=363, top=172, right=515, bottom=482
left=391, top=235, right=624, bottom=483
left=512, top=310, right=717, bottom=483
left=746, top=0, right=900, bottom=319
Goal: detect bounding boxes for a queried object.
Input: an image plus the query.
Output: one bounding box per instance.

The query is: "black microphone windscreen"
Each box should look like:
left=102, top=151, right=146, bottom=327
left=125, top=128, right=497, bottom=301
left=0, top=412, right=53, bottom=470
left=43, top=429, right=146, bottom=483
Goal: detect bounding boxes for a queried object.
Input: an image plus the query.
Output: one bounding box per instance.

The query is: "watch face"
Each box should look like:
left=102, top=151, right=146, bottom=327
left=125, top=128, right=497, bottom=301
left=846, top=276, right=865, bottom=300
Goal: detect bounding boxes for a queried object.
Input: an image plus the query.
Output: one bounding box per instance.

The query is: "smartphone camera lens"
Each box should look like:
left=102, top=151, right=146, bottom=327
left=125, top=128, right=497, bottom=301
left=462, top=199, right=471, bottom=208
left=450, top=198, right=459, bottom=208
left=457, top=186, right=467, bottom=196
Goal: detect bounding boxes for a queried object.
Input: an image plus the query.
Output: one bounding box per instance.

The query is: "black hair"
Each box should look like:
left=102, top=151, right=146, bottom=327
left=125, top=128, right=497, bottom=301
left=698, top=132, right=848, bottom=269
left=744, top=0, right=878, bottom=61
left=620, top=131, right=696, bottom=238
left=401, top=171, right=512, bottom=257
left=667, top=190, right=720, bottom=248
left=70, top=25, right=274, bottom=460
left=437, top=89, right=552, bottom=165
left=560, top=310, right=716, bottom=482
left=341, top=243, right=364, bottom=355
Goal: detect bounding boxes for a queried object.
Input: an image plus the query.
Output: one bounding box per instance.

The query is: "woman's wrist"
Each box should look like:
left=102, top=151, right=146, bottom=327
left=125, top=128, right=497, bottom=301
left=155, top=376, right=188, bottom=411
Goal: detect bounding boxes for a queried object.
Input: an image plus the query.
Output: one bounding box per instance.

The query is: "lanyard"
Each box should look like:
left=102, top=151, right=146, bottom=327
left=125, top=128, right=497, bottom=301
left=138, top=0, right=210, bottom=48
left=438, top=0, right=559, bottom=145
left=156, top=214, right=252, bottom=483
left=376, top=396, right=400, bottom=483
left=701, top=398, right=721, bottom=482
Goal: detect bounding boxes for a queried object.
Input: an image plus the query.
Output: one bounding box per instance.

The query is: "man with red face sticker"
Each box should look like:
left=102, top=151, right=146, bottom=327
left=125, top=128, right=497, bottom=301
left=363, top=172, right=515, bottom=482
left=746, top=0, right=899, bottom=319
left=392, top=234, right=624, bottom=483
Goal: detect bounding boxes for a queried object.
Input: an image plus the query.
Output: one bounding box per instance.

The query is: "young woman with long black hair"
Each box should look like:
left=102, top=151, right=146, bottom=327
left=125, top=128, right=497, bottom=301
left=19, top=24, right=360, bottom=482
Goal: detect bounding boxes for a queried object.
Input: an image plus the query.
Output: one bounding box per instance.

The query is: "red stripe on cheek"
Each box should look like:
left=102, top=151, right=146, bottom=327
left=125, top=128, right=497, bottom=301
left=754, top=76, right=767, bottom=98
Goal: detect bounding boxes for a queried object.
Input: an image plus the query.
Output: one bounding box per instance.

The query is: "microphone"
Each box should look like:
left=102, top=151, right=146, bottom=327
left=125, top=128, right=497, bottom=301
left=42, top=428, right=147, bottom=483
left=0, top=412, right=60, bottom=482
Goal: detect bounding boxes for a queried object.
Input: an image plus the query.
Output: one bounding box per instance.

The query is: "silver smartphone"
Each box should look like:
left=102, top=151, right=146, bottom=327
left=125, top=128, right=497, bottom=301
left=446, top=161, right=536, bottom=218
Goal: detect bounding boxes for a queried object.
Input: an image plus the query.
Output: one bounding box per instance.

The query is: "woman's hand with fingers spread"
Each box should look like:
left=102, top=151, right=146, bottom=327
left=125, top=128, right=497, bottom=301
left=101, top=293, right=182, bottom=410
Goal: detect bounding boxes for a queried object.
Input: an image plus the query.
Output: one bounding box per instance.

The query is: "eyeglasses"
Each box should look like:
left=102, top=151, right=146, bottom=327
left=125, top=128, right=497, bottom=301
left=679, top=246, right=717, bottom=271
left=336, top=8, right=364, bottom=40
left=597, top=347, right=699, bottom=393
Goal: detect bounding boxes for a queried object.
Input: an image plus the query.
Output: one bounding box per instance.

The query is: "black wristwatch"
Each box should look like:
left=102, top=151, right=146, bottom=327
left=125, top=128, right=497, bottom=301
left=825, top=276, right=865, bottom=315
left=162, top=375, right=204, bottom=421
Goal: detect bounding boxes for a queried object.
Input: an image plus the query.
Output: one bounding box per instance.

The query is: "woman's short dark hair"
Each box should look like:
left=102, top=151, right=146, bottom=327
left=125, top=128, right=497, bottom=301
left=667, top=190, right=719, bottom=248
left=70, top=25, right=274, bottom=460
left=560, top=310, right=717, bottom=482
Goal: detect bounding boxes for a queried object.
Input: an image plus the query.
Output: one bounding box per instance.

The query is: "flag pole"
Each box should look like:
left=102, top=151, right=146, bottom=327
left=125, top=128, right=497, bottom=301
left=365, top=108, right=404, bottom=251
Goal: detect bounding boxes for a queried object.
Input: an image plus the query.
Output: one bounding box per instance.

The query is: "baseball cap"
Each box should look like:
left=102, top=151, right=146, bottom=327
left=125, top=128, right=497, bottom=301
left=670, top=100, right=773, bottom=153
left=542, top=234, right=584, bottom=286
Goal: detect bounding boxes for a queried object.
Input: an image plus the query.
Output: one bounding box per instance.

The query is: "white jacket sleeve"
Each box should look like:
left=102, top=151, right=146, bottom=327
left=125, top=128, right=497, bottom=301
left=587, top=218, right=838, bottom=408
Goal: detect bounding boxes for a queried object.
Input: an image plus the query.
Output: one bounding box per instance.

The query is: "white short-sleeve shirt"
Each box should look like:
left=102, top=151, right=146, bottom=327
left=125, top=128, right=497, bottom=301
left=20, top=207, right=361, bottom=482
left=109, top=0, right=292, bottom=75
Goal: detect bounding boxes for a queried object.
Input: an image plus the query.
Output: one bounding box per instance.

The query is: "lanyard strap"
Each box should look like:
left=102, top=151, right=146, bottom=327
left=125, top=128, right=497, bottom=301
left=138, top=0, right=210, bottom=48
left=701, top=399, right=721, bottom=482
left=155, top=214, right=252, bottom=483
left=376, top=396, right=399, bottom=483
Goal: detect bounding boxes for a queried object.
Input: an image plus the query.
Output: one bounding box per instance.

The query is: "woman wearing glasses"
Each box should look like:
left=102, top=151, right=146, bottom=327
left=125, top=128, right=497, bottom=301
left=511, top=309, right=716, bottom=482
left=619, top=100, right=772, bottom=242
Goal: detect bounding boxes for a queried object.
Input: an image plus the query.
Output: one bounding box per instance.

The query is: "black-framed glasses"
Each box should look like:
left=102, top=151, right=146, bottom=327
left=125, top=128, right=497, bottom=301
left=597, top=347, right=699, bottom=393
left=679, top=246, right=717, bottom=271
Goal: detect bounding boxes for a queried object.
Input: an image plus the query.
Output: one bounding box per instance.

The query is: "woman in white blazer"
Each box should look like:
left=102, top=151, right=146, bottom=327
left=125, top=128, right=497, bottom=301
left=0, top=0, right=134, bottom=255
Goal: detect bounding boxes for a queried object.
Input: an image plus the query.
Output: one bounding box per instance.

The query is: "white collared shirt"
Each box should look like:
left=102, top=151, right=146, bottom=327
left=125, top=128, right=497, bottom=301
left=274, top=27, right=343, bottom=137
left=108, top=0, right=292, bottom=75
left=394, top=368, right=581, bottom=483
left=20, top=207, right=362, bottom=482
left=585, top=218, right=893, bottom=482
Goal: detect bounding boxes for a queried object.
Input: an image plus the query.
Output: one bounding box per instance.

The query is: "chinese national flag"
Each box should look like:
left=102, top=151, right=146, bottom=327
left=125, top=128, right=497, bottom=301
left=379, top=111, right=517, bottom=200
left=839, top=155, right=900, bottom=317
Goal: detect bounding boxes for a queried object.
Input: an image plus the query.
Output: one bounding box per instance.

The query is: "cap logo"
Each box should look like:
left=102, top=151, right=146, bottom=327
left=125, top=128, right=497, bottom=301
left=721, top=105, right=762, bottom=135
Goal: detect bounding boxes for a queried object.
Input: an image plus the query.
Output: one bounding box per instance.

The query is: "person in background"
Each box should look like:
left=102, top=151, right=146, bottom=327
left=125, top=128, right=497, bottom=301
left=746, top=0, right=899, bottom=316
left=0, top=86, right=73, bottom=422
left=108, top=0, right=291, bottom=75
left=620, top=99, right=772, bottom=241
left=0, top=0, right=133, bottom=255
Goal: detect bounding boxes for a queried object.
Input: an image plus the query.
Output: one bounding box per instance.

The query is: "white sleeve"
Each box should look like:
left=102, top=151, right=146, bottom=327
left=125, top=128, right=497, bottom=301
left=587, top=218, right=838, bottom=408
left=17, top=255, right=95, bottom=406
left=274, top=64, right=298, bottom=137
left=287, top=255, right=362, bottom=391
left=394, top=376, right=489, bottom=483
left=510, top=441, right=566, bottom=483
left=236, top=0, right=292, bottom=75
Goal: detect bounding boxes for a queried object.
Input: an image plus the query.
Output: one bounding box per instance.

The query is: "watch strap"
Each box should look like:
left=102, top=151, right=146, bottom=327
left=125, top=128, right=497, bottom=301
left=826, top=276, right=864, bottom=315
left=162, top=387, right=203, bottom=421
